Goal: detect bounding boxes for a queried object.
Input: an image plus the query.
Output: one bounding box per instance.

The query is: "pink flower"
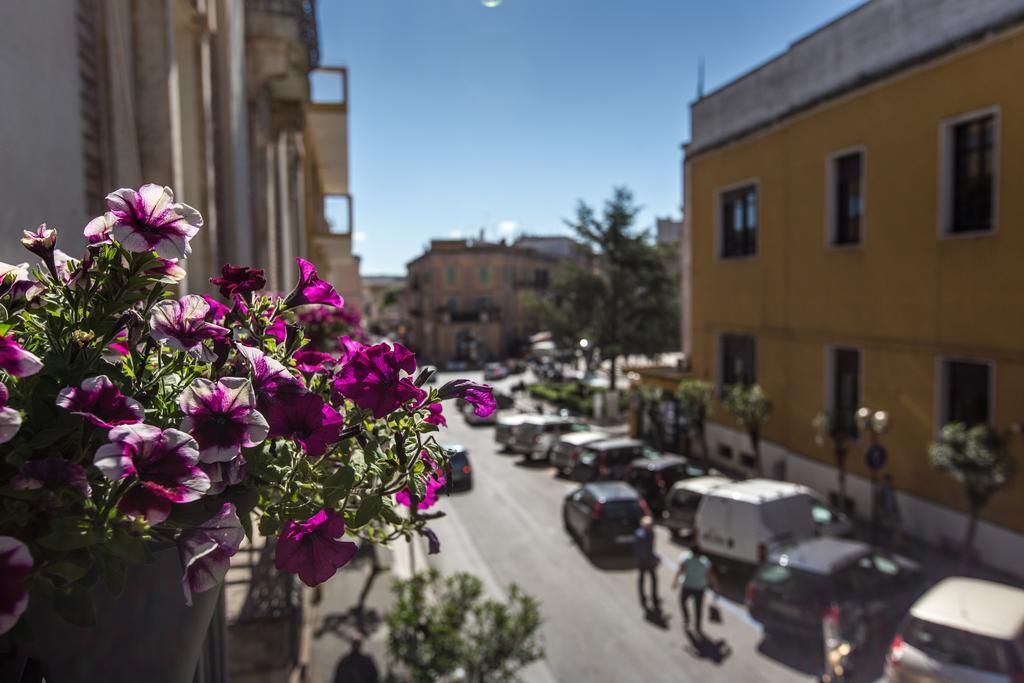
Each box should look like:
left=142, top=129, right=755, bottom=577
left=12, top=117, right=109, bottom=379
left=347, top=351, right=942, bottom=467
left=11, top=458, right=91, bottom=498
left=210, top=264, right=266, bottom=299
left=0, top=335, right=42, bottom=378
left=94, top=424, right=210, bottom=524
left=179, top=378, right=269, bottom=462
left=274, top=508, right=357, bottom=587
left=145, top=258, right=187, bottom=283
left=201, top=295, right=231, bottom=323
left=332, top=342, right=426, bottom=419
left=0, top=382, right=20, bottom=444
left=235, top=345, right=307, bottom=429
left=83, top=213, right=114, bottom=244
left=283, top=258, right=343, bottom=308
left=337, top=335, right=366, bottom=364
left=438, top=379, right=496, bottom=417
left=264, top=392, right=344, bottom=457
left=150, top=295, right=229, bottom=362
left=56, top=375, right=144, bottom=429
left=178, top=503, right=244, bottom=604
left=424, top=402, right=447, bottom=427
left=0, top=537, right=32, bottom=635
left=105, top=184, right=202, bottom=259
left=292, top=350, right=335, bottom=373
left=395, top=452, right=446, bottom=510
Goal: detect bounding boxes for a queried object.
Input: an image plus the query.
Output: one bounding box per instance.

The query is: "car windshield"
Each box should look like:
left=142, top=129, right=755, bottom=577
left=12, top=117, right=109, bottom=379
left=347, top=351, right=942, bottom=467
left=904, top=618, right=1013, bottom=674
left=450, top=452, right=469, bottom=468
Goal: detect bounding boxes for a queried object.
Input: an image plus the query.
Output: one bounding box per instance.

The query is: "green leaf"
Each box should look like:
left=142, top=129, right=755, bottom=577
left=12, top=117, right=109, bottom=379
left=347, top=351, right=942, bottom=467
left=38, top=518, right=99, bottom=551
left=105, top=527, right=154, bottom=564
left=55, top=585, right=96, bottom=628
left=28, top=426, right=76, bottom=449
left=258, top=514, right=281, bottom=537
left=0, top=303, right=7, bottom=322
left=322, top=467, right=355, bottom=506
left=97, top=552, right=126, bottom=596
left=45, top=559, right=91, bottom=584
left=380, top=501, right=403, bottom=525
left=351, top=495, right=383, bottom=529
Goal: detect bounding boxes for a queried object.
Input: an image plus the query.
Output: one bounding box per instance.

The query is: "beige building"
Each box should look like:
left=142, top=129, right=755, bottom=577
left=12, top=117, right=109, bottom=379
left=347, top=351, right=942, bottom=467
left=361, top=275, right=406, bottom=338
left=405, top=239, right=560, bottom=365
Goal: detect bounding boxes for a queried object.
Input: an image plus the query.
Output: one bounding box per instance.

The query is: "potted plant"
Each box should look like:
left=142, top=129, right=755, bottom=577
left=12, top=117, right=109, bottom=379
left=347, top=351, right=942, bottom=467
left=0, top=184, right=495, bottom=682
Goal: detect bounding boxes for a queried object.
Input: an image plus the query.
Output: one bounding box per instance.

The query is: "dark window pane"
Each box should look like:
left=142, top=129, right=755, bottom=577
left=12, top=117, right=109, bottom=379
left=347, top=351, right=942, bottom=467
left=834, top=153, right=863, bottom=245
left=946, top=361, right=990, bottom=426
left=904, top=619, right=1011, bottom=674
left=721, top=185, right=758, bottom=258
left=952, top=115, right=995, bottom=233
left=832, top=349, right=860, bottom=437
left=721, top=334, right=756, bottom=388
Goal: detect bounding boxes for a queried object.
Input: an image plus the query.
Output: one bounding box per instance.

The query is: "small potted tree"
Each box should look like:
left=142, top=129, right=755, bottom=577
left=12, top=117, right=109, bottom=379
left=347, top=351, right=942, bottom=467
left=676, top=379, right=714, bottom=467
left=723, top=384, right=771, bottom=477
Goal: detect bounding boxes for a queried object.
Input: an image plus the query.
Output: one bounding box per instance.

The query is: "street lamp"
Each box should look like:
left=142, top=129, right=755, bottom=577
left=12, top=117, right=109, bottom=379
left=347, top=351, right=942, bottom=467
left=856, top=406, right=891, bottom=546
left=813, top=411, right=850, bottom=513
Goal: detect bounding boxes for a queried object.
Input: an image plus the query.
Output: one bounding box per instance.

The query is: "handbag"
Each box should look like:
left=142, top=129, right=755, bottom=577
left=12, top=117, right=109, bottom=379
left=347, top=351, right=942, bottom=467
left=708, top=594, right=723, bottom=624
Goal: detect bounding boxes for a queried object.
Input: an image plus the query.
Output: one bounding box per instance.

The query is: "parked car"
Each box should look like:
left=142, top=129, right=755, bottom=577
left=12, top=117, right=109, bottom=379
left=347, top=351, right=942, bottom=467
left=886, top=577, right=1024, bottom=683
left=562, top=481, right=645, bottom=556
left=506, top=359, right=527, bottom=375
left=495, top=413, right=531, bottom=450
left=624, top=454, right=710, bottom=515
left=484, top=362, right=508, bottom=381
left=445, top=445, right=473, bottom=491
left=509, top=415, right=584, bottom=460
left=747, top=537, right=924, bottom=646
left=661, top=476, right=732, bottom=538
left=551, top=430, right=610, bottom=477
left=570, top=438, right=659, bottom=482
left=694, top=479, right=853, bottom=567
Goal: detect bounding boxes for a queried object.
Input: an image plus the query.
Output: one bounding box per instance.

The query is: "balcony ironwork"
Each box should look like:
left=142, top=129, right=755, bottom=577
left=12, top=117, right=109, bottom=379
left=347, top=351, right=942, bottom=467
left=248, top=0, right=320, bottom=69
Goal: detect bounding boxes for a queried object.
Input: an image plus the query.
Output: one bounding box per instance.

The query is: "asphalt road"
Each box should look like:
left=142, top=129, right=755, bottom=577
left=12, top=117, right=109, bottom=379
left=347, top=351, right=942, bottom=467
left=424, top=371, right=827, bottom=683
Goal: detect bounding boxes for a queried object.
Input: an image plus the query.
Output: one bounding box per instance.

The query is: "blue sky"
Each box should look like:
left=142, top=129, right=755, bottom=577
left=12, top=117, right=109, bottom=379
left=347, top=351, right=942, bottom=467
left=316, top=0, right=864, bottom=275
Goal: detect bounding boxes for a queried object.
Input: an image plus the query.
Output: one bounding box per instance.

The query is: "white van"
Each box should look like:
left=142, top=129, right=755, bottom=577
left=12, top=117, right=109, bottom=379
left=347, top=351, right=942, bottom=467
left=693, top=479, right=851, bottom=566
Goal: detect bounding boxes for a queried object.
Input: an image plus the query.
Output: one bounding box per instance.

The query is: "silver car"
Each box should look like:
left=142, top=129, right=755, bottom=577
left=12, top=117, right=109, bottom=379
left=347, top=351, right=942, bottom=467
left=550, top=430, right=609, bottom=476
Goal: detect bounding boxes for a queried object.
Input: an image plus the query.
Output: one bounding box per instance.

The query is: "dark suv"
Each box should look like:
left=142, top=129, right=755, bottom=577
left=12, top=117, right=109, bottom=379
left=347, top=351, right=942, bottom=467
left=562, top=482, right=645, bottom=556
left=624, top=454, right=709, bottom=515
left=747, top=537, right=925, bottom=646
left=571, top=438, right=658, bottom=482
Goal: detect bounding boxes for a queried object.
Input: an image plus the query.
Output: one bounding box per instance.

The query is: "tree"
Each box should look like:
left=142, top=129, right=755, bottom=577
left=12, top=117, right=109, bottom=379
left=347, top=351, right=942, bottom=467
left=677, top=379, right=714, bottom=467
left=531, top=188, right=679, bottom=390
left=385, top=570, right=544, bottom=683
left=813, top=411, right=852, bottom=512
left=723, top=384, right=772, bottom=476
left=929, top=423, right=1012, bottom=569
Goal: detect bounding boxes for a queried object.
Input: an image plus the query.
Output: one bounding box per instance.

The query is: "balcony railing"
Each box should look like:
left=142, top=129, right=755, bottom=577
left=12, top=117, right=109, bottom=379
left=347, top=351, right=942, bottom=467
left=248, top=0, right=319, bottom=69
left=434, top=307, right=502, bottom=323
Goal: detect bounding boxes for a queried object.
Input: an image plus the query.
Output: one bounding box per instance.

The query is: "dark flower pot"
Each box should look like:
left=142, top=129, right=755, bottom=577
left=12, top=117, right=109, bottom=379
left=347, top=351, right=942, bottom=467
left=19, top=546, right=220, bottom=683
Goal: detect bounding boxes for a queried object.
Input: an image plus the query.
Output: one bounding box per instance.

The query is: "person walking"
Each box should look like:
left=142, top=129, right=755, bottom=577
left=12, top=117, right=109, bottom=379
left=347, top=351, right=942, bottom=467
left=878, top=473, right=903, bottom=550
left=634, top=516, right=660, bottom=609
left=672, top=542, right=720, bottom=633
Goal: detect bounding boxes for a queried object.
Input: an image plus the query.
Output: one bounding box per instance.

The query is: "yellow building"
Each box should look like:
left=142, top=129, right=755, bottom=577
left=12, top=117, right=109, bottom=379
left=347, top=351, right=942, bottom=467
left=682, top=0, right=1024, bottom=575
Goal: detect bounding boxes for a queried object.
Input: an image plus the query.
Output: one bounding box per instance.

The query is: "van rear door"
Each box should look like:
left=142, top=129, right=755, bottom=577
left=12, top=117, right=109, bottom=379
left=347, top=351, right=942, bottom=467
left=695, top=496, right=733, bottom=559
left=760, top=496, right=816, bottom=554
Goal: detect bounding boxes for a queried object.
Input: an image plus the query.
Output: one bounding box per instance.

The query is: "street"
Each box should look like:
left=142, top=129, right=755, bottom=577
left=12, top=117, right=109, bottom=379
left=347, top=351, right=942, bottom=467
left=423, top=371, right=827, bottom=683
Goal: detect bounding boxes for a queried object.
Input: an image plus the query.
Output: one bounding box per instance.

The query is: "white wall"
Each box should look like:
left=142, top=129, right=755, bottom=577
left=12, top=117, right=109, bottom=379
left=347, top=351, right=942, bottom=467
left=705, top=422, right=1024, bottom=578
left=0, top=1, right=87, bottom=264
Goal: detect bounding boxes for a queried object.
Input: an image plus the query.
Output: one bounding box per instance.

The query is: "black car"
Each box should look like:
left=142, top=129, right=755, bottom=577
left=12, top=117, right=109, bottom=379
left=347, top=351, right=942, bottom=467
left=562, top=482, right=645, bottom=556
left=445, top=445, right=473, bottom=491
left=746, top=537, right=925, bottom=646
left=571, top=438, right=659, bottom=482
left=624, top=455, right=709, bottom=515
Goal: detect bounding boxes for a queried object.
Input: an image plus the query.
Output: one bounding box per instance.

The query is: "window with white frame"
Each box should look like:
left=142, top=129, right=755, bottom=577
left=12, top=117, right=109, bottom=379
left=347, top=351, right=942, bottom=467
left=941, top=111, right=997, bottom=235
left=720, top=185, right=757, bottom=258
left=939, top=359, right=991, bottom=427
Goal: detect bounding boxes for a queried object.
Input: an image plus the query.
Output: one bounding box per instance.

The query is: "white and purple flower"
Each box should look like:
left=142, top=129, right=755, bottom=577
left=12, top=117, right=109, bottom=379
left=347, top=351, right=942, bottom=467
left=105, top=184, right=202, bottom=259
left=179, top=378, right=269, bottom=462
left=56, top=375, right=144, bottom=429
left=0, top=382, right=20, bottom=444
left=11, top=458, right=91, bottom=498
left=178, top=502, right=244, bottom=604
left=0, top=335, right=42, bottom=378
left=150, top=295, right=229, bottom=362
left=21, top=224, right=56, bottom=261
left=0, top=536, right=32, bottom=635
left=94, top=424, right=210, bottom=525
left=201, top=454, right=247, bottom=496
left=83, top=212, right=115, bottom=245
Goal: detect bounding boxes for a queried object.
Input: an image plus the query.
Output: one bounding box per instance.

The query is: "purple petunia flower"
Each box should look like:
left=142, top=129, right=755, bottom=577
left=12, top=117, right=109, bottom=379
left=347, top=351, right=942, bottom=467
left=179, top=378, right=269, bottom=463
left=337, top=335, right=366, bottom=364
left=283, top=258, right=344, bottom=309
left=0, top=382, right=20, bottom=445
left=94, top=424, right=210, bottom=525
left=292, top=350, right=335, bottom=374
left=266, top=317, right=287, bottom=343
left=0, top=536, right=32, bottom=635
left=438, top=379, right=497, bottom=417
left=201, top=454, right=247, bottom=495
left=332, top=342, right=426, bottom=419
left=11, top=458, right=92, bottom=498
left=274, top=508, right=357, bottom=587
left=145, top=258, right=186, bottom=284
left=83, top=213, right=115, bottom=245
left=0, top=335, right=42, bottom=378
left=21, top=224, right=56, bottom=261
left=201, top=295, right=231, bottom=323
left=264, top=392, right=344, bottom=458
left=210, top=264, right=266, bottom=299
left=178, top=503, right=244, bottom=605
left=395, top=451, right=446, bottom=510
left=236, top=344, right=306, bottom=405
left=105, top=184, right=202, bottom=259
left=150, top=295, right=230, bottom=362
left=56, top=375, right=144, bottom=429
left=420, top=527, right=441, bottom=555
left=423, top=403, right=447, bottom=428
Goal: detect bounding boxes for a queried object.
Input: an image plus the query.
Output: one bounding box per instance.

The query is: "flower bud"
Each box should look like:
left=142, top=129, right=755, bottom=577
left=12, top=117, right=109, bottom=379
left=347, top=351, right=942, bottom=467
left=20, top=224, right=56, bottom=260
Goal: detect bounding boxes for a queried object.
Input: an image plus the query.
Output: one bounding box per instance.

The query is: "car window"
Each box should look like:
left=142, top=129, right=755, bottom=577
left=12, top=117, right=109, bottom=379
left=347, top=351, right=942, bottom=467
left=450, top=453, right=468, bottom=468
left=756, top=564, right=828, bottom=604
left=602, top=501, right=641, bottom=521
left=904, top=618, right=1012, bottom=674
left=811, top=501, right=835, bottom=525
left=685, top=465, right=708, bottom=478
left=641, top=446, right=660, bottom=459
left=570, top=490, right=586, bottom=503
left=870, top=554, right=900, bottom=576
left=570, top=423, right=590, bottom=433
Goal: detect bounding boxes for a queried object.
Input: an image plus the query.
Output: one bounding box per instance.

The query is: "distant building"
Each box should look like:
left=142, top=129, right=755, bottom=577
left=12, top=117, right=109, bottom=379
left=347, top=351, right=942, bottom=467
left=655, top=217, right=683, bottom=246
left=405, top=239, right=560, bottom=365
left=361, top=275, right=405, bottom=338
left=513, top=234, right=592, bottom=267
left=683, top=0, right=1024, bottom=575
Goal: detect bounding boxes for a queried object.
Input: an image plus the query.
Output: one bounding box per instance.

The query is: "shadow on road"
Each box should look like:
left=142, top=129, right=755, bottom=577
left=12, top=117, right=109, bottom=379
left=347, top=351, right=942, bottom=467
left=684, top=631, right=732, bottom=665
left=585, top=551, right=637, bottom=572
left=514, top=459, right=552, bottom=470
left=643, top=604, right=671, bottom=630
left=756, top=632, right=821, bottom=676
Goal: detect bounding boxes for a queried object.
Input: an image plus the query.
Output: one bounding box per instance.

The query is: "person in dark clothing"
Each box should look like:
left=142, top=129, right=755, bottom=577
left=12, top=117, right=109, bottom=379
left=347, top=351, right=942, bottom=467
left=634, top=516, right=660, bottom=608
left=333, top=635, right=379, bottom=683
